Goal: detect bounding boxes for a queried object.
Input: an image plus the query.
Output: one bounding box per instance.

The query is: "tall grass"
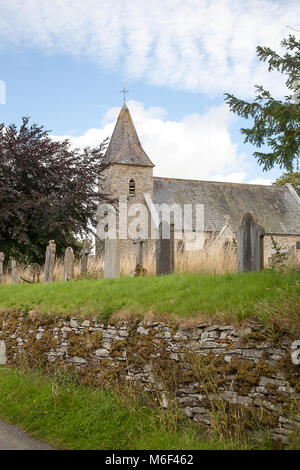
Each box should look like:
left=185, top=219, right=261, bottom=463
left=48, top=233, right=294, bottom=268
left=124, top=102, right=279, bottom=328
left=1, top=244, right=237, bottom=284
left=120, top=244, right=237, bottom=276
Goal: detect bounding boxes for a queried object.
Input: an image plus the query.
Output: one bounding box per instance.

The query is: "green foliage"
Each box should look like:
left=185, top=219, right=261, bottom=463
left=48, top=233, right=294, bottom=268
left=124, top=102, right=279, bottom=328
left=224, top=35, right=300, bottom=172
left=0, top=272, right=300, bottom=321
left=0, top=117, right=109, bottom=265
left=274, top=171, right=300, bottom=196
left=269, top=236, right=288, bottom=273
left=99, top=302, right=126, bottom=323
left=0, top=366, right=239, bottom=450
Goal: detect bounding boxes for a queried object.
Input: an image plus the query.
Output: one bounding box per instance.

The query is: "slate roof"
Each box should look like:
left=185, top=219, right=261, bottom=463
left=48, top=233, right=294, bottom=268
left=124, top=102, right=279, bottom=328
left=153, top=177, right=300, bottom=234
left=103, top=103, right=154, bottom=167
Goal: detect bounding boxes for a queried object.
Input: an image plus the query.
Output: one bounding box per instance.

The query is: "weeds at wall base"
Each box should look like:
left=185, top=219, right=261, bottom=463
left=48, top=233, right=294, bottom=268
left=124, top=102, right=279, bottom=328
left=4, top=364, right=290, bottom=450
left=11, top=349, right=294, bottom=450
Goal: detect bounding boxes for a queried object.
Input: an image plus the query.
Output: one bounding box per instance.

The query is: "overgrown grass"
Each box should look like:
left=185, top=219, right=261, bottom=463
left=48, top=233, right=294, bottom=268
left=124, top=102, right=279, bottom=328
left=0, top=244, right=238, bottom=284
left=0, top=271, right=300, bottom=323
left=0, top=366, right=247, bottom=450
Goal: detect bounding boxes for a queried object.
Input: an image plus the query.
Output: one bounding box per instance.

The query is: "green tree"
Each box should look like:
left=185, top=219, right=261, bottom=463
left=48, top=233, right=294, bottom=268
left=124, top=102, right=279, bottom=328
left=0, top=117, right=109, bottom=265
left=273, top=171, right=300, bottom=196
left=224, top=35, right=300, bottom=172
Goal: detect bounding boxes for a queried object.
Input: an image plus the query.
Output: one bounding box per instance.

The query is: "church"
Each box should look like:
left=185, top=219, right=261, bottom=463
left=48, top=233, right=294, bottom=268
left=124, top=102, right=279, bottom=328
left=99, top=102, right=300, bottom=266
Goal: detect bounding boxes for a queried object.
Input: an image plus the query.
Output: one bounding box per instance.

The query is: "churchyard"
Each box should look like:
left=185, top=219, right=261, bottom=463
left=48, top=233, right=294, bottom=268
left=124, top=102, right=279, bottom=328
left=0, top=241, right=237, bottom=284
left=1, top=210, right=299, bottom=286
left=0, top=211, right=299, bottom=450
left=0, top=210, right=299, bottom=325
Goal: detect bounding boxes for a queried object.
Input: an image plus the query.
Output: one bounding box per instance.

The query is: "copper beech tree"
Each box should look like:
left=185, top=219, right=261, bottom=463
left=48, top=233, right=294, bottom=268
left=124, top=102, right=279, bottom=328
left=0, top=117, right=109, bottom=264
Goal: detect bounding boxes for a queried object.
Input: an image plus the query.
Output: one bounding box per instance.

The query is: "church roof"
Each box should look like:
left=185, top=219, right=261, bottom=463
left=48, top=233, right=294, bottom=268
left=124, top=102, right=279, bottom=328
left=103, top=103, right=154, bottom=167
left=153, top=177, right=300, bottom=234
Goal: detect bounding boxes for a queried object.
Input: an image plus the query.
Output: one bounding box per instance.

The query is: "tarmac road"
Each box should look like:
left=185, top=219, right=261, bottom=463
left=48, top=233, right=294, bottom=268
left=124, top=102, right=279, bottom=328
left=0, top=417, right=56, bottom=450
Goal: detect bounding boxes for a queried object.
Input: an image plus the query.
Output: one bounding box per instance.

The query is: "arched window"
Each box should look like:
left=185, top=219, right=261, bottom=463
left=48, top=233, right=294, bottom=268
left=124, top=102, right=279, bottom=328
left=129, top=178, right=135, bottom=196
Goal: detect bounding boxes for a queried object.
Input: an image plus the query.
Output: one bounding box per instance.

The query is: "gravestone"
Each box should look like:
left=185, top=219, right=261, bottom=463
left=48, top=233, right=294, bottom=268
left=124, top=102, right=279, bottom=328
left=134, top=238, right=144, bottom=266
left=237, top=212, right=265, bottom=272
left=20, top=276, right=33, bottom=284
left=80, top=240, right=91, bottom=275
left=64, top=247, right=74, bottom=281
left=44, top=240, right=56, bottom=283
left=0, top=252, right=4, bottom=279
left=104, top=235, right=120, bottom=279
left=11, top=259, right=18, bottom=285
left=132, top=238, right=148, bottom=277
left=156, top=222, right=174, bottom=276
left=170, top=224, right=175, bottom=273
left=135, top=239, right=144, bottom=267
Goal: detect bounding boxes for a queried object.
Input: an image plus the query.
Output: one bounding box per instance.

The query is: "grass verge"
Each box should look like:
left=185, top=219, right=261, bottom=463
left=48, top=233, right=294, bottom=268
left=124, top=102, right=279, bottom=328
left=0, top=365, right=254, bottom=450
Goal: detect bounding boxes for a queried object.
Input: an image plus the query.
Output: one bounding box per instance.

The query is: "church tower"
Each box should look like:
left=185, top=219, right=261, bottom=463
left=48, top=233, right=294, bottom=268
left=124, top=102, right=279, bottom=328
left=102, top=102, right=154, bottom=204
left=98, top=103, right=155, bottom=257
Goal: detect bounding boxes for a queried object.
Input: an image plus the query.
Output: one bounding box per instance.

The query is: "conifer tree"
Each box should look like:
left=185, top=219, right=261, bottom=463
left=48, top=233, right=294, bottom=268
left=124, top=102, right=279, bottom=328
left=225, top=35, right=300, bottom=172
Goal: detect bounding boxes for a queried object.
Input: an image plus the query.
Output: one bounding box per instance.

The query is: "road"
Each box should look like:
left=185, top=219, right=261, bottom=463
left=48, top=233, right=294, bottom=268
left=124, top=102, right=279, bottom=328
left=0, top=417, right=56, bottom=450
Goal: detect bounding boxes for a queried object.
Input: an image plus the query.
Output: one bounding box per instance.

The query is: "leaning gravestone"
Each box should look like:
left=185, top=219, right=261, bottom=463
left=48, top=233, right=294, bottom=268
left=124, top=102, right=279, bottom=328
left=11, top=259, right=18, bottom=285
left=104, top=235, right=120, bottom=279
left=237, top=212, right=265, bottom=272
left=0, top=252, right=4, bottom=280
left=80, top=240, right=91, bottom=275
left=64, top=247, right=74, bottom=281
left=156, top=222, right=175, bottom=276
left=44, top=240, right=56, bottom=283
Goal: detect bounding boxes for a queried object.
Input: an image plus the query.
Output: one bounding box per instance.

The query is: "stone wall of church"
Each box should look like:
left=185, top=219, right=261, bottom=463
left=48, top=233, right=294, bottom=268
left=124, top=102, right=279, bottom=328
left=112, top=164, right=153, bottom=264
left=98, top=164, right=154, bottom=262
left=264, top=234, right=300, bottom=265
left=203, top=229, right=300, bottom=267
left=110, top=164, right=153, bottom=203
left=98, top=162, right=300, bottom=270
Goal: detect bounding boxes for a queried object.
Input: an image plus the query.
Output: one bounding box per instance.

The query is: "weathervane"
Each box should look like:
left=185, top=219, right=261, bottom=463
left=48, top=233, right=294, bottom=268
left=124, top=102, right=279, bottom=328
left=120, top=84, right=129, bottom=103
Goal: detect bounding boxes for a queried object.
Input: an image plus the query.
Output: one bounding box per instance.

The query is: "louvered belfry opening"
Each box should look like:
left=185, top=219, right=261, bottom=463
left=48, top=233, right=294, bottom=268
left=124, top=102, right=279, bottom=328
left=129, top=178, right=135, bottom=196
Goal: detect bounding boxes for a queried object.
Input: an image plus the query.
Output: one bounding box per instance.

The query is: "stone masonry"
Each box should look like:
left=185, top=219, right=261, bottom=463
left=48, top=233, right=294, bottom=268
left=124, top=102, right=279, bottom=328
left=0, top=311, right=299, bottom=444
left=264, top=234, right=300, bottom=265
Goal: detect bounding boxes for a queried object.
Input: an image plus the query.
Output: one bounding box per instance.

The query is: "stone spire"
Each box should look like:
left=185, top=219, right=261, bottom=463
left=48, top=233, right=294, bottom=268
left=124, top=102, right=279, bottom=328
left=103, top=103, right=154, bottom=167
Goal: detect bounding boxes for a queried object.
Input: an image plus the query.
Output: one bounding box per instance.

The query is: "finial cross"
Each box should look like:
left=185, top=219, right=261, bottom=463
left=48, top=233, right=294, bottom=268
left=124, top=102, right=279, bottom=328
left=120, top=84, right=129, bottom=103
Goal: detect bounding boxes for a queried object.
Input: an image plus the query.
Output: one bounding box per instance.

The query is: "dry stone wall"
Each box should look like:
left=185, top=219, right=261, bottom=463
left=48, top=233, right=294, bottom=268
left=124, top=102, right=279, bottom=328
left=0, top=310, right=299, bottom=443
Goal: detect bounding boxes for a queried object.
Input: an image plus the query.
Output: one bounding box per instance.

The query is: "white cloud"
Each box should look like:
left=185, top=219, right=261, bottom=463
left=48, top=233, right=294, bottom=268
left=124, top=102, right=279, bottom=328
left=53, top=99, right=250, bottom=181
left=0, top=0, right=299, bottom=97
left=248, top=177, right=273, bottom=186
left=208, top=173, right=247, bottom=184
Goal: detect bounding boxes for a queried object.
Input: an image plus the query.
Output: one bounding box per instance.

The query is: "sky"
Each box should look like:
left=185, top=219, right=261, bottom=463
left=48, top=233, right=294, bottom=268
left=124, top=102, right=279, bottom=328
left=0, top=0, right=299, bottom=184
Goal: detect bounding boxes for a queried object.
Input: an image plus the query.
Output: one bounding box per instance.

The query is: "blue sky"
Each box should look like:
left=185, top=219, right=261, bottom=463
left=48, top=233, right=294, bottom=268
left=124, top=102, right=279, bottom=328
left=0, top=0, right=299, bottom=184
